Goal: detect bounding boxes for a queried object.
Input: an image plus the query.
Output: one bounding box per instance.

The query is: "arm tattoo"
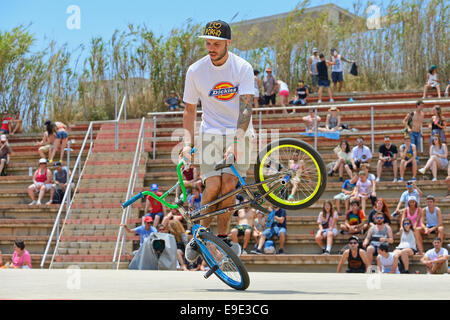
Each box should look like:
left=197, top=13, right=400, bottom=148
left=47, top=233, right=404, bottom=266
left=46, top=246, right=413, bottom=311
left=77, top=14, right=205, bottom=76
left=236, top=94, right=253, bottom=137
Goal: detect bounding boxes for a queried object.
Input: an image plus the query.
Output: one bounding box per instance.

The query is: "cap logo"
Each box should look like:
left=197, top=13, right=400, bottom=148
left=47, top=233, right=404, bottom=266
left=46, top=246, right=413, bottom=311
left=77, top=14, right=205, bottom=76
left=205, top=22, right=222, bottom=37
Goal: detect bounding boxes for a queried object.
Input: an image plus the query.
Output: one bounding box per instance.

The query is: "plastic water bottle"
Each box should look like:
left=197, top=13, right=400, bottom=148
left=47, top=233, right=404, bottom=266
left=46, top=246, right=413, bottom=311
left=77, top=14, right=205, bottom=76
left=28, top=167, right=32, bottom=176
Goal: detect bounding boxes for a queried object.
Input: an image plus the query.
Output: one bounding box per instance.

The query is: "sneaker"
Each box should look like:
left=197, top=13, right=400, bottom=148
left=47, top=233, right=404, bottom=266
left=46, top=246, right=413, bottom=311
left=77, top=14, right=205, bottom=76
left=251, top=248, right=262, bottom=255
left=339, top=177, right=343, bottom=182
left=317, top=99, right=322, bottom=103
left=432, top=178, right=437, bottom=182
left=411, top=177, right=416, bottom=181
left=398, top=178, right=404, bottom=182
left=323, top=250, right=330, bottom=255
left=36, top=200, right=41, bottom=205
left=288, top=194, right=295, bottom=201
left=28, top=200, right=37, bottom=206
left=278, top=248, right=285, bottom=254
left=330, top=99, right=334, bottom=103
left=376, top=177, right=380, bottom=182
left=328, top=168, right=334, bottom=177
left=185, top=238, right=201, bottom=263
left=222, top=238, right=241, bottom=257
left=241, top=249, right=248, bottom=255
left=393, top=178, right=398, bottom=183
left=419, top=167, right=426, bottom=174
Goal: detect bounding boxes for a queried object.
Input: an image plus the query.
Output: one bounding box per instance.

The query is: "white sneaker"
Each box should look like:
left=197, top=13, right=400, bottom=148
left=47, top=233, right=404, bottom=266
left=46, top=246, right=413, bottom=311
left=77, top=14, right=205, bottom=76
left=376, top=177, right=380, bottom=182
left=28, top=200, right=37, bottom=206
left=419, top=168, right=426, bottom=174
left=432, top=178, right=437, bottom=182
left=36, top=200, right=41, bottom=205
left=317, top=99, right=322, bottom=103
left=393, top=178, right=398, bottom=183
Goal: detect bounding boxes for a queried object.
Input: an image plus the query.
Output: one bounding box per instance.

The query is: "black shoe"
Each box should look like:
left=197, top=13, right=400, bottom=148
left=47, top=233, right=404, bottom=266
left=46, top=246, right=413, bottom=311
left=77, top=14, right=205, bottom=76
left=323, top=250, right=330, bottom=255
left=328, top=168, right=334, bottom=177
left=251, top=248, right=262, bottom=255
left=339, top=177, right=343, bottom=182
left=278, top=248, right=285, bottom=254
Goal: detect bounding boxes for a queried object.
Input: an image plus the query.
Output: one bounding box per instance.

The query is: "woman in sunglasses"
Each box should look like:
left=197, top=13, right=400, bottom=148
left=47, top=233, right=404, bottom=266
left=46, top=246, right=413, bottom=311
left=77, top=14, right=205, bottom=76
left=336, top=236, right=370, bottom=273
left=419, top=134, right=448, bottom=182
left=393, top=218, right=417, bottom=273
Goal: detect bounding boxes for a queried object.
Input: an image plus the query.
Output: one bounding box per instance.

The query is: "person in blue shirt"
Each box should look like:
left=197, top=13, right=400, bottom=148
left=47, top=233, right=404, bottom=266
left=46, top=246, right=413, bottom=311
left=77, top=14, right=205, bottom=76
left=121, top=215, right=157, bottom=248
left=251, top=206, right=287, bottom=254
left=188, top=187, right=202, bottom=211
left=333, top=174, right=358, bottom=214
left=165, top=90, right=183, bottom=111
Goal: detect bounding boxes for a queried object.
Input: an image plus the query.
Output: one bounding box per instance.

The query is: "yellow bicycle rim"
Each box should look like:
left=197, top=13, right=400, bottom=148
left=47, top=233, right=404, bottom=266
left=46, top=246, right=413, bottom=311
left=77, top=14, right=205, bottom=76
left=259, top=144, right=322, bottom=206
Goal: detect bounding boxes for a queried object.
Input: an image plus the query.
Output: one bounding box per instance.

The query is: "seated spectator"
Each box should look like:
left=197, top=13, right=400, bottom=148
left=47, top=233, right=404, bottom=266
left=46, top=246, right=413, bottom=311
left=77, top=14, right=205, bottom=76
left=376, top=135, right=398, bottom=182
left=302, top=108, right=321, bottom=133
left=143, top=183, right=166, bottom=228
left=0, top=111, right=12, bottom=134
left=320, top=106, right=343, bottom=132
left=362, top=211, right=394, bottom=267
left=351, top=136, right=372, bottom=170
left=340, top=200, right=367, bottom=235
left=399, top=135, right=418, bottom=182
left=336, top=235, right=370, bottom=273
left=167, top=220, right=189, bottom=271
left=0, top=134, right=12, bottom=176
left=422, top=65, right=441, bottom=99
left=161, top=208, right=184, bottom=227
left=314, top=200, right=339, bottom=255
left=230, top=206, right=256, bottom=255
left=366, top=198, right=391, bottom=228
left=376, top=242, right=399, bottom=274
left=398, top=196, right=423, bottom=253
left=359, top=163, right=377, bottom=207
left=352, top=171, right=373, bottom=213
left=251, top=206, right=287, bottom=255
left=252, top=210, right=266, bottom=251
left=165, top=90, right=184, bottom=111
left=415, top=195, right=444, bottom=254
left=9, top=111, right=22, bottom=136
left=393, top=217, right=418, bottom=273
left=2, top=240, right=32, bottom=269
left=187, top=186, right=202, bottom=211
left=333, top=173, right=358, bottom=214
left=37, top=120, right=56, bottom=160
left=176, top=163, right=201, bottom=202
left=50, top=121, right=69, bottom=164
left=428, top=105, right=446, bottom=144
left=329, top=140, right=354, bottom=181
left=27, top=158, right=52, bottom=206
left=445, top=79, right=450, bottom=97
left=287, top=150, right=307, bottom=200
left=47, top=161, right=72, bottom=205
left=277, top=80, right=289, bottom=113
left=292, top=80, right=309, bottom=108
left=446, top=166, right=450, bottom=200
left=121, top=216, right=157, bottom=250
left=419, top=134, right=448, bottom=182
left=420, top=237, right=448, bottom=274
left=392, top=180, right=423, bottom=217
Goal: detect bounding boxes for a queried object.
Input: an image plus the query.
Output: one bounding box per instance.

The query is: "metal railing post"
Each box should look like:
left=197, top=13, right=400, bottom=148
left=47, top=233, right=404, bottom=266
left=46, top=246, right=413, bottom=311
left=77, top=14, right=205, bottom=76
left=314, top=108, right=318, bottom=150
left=115, top=82, right=118, bottom=150
left=258, top=111, right=262, bottom=153
left=371, top=106, right=375, bottom=153
left=153, top=116, right=157, bottom=159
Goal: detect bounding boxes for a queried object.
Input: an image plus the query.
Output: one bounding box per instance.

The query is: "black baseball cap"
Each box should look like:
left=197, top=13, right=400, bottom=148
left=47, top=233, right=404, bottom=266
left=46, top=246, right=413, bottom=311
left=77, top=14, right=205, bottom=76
left=199, top=20, right=231, bottom=40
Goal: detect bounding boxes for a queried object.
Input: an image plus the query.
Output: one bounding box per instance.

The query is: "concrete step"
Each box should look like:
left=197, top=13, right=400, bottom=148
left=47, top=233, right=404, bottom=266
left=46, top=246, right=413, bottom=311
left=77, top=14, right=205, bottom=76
left=51, top=261, right=129, bottom=269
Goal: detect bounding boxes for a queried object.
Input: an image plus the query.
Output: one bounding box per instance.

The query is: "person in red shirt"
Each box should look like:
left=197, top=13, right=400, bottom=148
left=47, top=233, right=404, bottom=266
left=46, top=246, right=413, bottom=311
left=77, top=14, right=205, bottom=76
left=143, top=183, right=166, bottom=228
left=0, top=111, right=12, bottom=134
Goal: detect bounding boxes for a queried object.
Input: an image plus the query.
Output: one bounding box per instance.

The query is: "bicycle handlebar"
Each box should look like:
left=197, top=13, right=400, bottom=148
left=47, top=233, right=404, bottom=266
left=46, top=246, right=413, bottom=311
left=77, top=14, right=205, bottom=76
left=121, top=192, right=143, bottom=208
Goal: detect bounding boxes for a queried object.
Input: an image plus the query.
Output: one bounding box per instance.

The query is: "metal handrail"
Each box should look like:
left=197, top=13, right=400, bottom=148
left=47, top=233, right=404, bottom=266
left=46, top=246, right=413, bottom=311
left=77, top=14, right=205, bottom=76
left=147, top=98, right=449, bottom=156
left=112, top=116, right=146, bottom=269
left=40, top=95, right=127, bottom=268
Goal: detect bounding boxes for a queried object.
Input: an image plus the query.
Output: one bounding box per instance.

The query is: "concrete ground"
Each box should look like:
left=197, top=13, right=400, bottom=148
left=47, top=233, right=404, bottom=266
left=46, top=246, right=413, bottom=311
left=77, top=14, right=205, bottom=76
left=0, top=269, right=449, bottom=300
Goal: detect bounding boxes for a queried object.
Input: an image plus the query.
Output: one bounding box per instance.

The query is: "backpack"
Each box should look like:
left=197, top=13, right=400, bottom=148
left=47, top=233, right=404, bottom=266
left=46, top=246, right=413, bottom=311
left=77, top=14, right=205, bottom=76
left=350, top=62, right=358, bottom=76
left=52, top=187, right=65, bottom=204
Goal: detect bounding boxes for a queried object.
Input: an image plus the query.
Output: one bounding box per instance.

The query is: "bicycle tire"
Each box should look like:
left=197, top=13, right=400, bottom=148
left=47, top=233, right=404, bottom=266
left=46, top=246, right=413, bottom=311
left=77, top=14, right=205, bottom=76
left=254, top=138, right=327, bottom=210
left=197, top=232, right=250, bottom=291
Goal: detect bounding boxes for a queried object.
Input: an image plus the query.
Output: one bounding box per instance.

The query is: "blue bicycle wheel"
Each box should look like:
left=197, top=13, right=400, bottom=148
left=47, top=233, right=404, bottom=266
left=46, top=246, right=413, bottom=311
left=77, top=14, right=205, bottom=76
left=197, top=232, right=250, bottom=290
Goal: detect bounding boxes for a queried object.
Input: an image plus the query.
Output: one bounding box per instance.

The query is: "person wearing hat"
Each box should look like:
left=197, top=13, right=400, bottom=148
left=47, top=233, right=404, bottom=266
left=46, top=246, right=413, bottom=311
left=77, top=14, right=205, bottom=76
left=143, top=183, right=166, bottom=228
left=165, top=90, right=183, bottom=111
left=321, top=106, right=343, bottom=132
left=27, top=158, right=53, bottom=206
left=392, top=179, right=422, bottom=218
left=0, top=134, right=12, bottom=176
left=181, top=20, right=254, bottom=262
left=307, top=48, right=320, bottom=92
left=263, top=66, right=277, bottom=107
left=121, top=215, right=157, bottom=248
left=337, top=236, right=370, bottom=273
left=329, top=48, right=355, bottom=92
left=423, top=65, right=441, bottom=99
left=0, top=110, right=12, bottom=135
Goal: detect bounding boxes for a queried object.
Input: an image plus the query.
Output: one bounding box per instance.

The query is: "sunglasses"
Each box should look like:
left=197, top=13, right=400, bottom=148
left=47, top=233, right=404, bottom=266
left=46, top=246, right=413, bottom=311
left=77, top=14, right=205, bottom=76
left=375, top=217, right=384, bottom=220
left=403, top=222, right=411, bottom=226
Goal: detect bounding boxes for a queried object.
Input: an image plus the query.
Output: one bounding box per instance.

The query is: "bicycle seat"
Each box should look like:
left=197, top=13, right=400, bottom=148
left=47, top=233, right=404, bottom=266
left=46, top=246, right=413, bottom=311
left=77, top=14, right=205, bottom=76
left=214, top=154, right=235, bottom=171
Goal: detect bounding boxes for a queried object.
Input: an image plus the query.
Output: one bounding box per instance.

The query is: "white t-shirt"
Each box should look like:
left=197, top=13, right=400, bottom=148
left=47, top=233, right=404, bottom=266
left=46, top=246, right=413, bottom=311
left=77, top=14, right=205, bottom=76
left=183, top=52, right=255, bottom=136
left=278, top=80, right=289, bottom=93
left=425, top=248, right=448, bottom=262
left=331, top=54, right=343, bottom=72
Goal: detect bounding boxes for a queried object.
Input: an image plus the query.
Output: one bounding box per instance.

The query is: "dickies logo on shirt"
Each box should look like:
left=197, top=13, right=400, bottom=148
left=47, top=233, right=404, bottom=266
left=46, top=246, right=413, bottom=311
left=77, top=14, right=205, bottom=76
left=208, top=82, right=238, bottom=101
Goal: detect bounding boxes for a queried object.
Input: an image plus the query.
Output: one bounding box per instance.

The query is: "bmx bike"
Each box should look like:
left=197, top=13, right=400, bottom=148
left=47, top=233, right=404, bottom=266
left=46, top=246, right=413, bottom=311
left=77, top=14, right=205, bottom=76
left=122, top=138, right=326, bottom=290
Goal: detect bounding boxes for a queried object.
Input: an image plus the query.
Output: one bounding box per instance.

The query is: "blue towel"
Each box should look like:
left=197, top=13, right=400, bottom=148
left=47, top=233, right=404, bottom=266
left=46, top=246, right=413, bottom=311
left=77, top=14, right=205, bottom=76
left=299, top=131, right=340, bottom=140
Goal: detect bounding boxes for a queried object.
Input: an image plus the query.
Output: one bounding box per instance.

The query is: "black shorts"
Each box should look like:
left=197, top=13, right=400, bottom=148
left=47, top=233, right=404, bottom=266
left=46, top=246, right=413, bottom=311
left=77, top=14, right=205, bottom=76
left=264, top=94, right=276, bottom=105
